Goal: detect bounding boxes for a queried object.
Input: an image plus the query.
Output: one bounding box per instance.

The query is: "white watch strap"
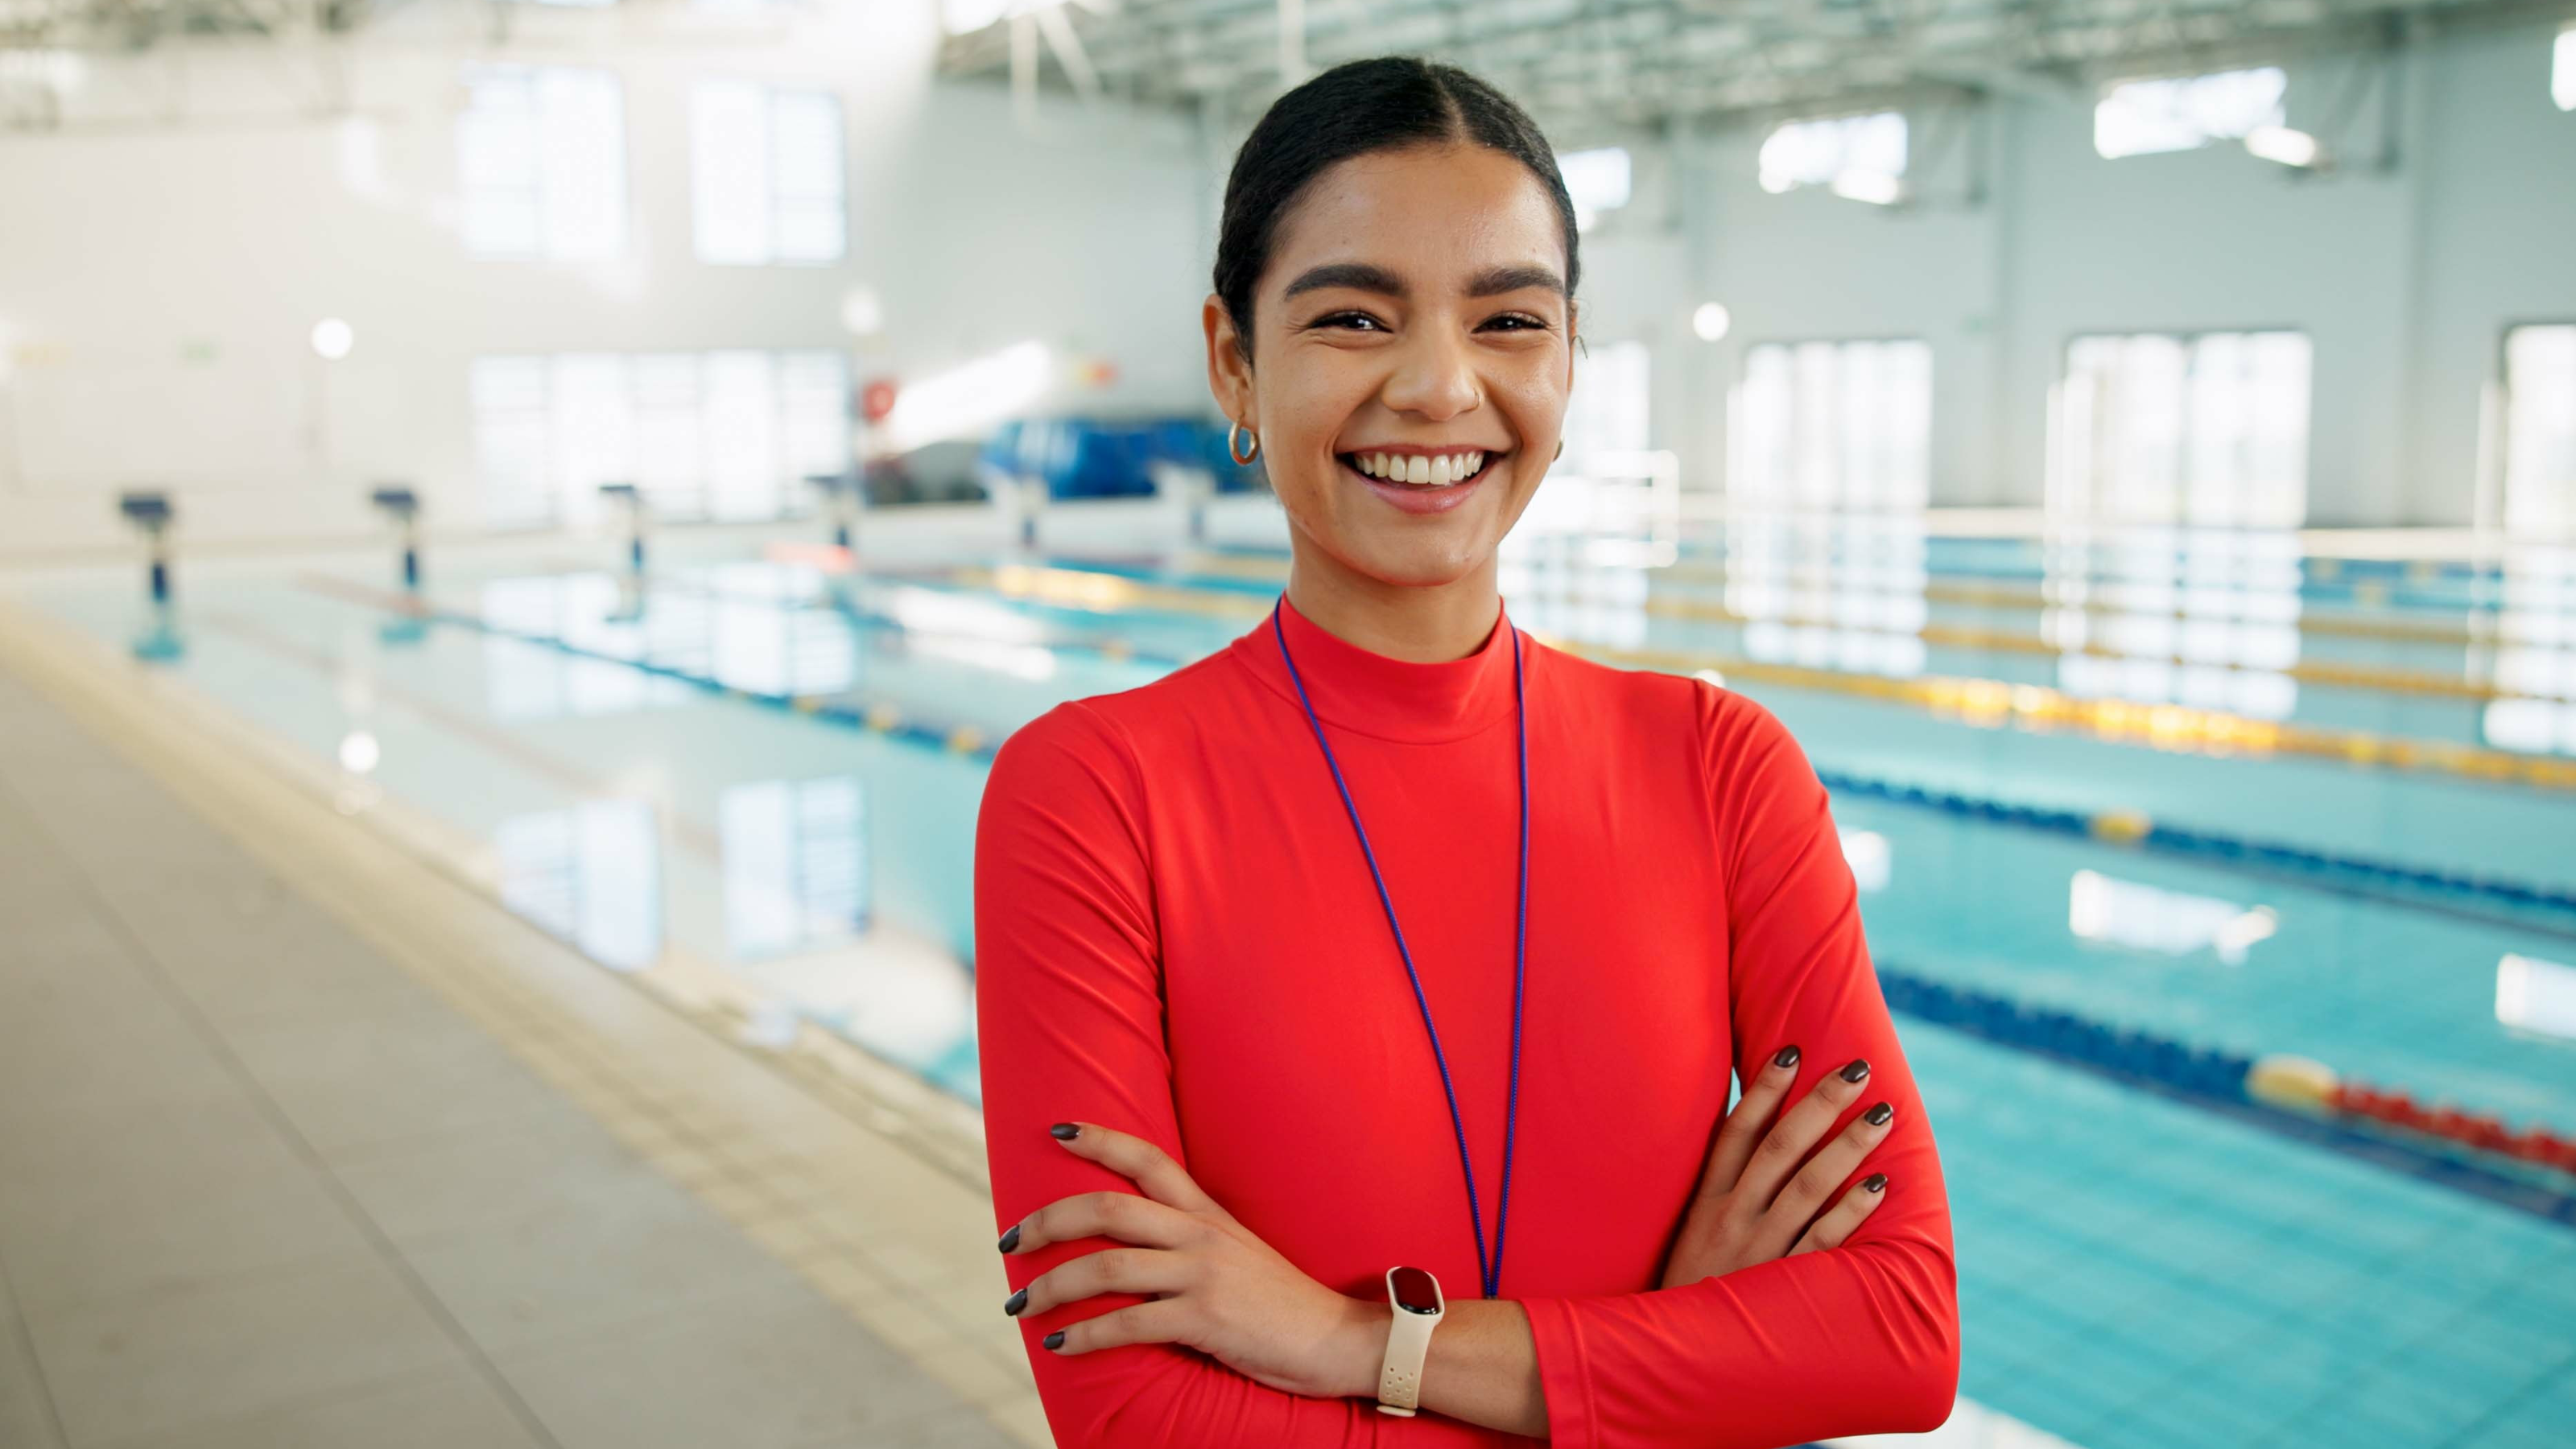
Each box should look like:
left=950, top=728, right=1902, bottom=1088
left=1377, top=1269, right=1443, bottom=1416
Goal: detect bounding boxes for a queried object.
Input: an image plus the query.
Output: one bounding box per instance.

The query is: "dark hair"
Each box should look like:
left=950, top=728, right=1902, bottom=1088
left=1213, top=56, right=1579, bottom=361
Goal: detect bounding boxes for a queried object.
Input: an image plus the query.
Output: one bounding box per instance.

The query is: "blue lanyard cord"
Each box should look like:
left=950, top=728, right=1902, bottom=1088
left=1270, top=598, right=1530, bottom=1301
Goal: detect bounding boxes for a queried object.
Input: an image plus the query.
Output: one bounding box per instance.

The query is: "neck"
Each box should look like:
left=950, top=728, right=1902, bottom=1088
left=1283, top=536, right=1501, bottom=664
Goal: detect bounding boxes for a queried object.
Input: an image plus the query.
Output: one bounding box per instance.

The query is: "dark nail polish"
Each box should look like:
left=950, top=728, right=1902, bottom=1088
left=1839, top=1058, right=1872, bottom=1084
left=1863, top=1173, right=1888, bottom=1193
left=1771, top=1045, right=1800, bottom=1070
left=997, top=1224, right=1021, bottom=1253
left=1005, top=1288, right=1028, bottom=1317
left=1049, top=1122, right=1080, bottom=1140
left=1042, top=1330, right=1067, bottom=1351
left=1864, top=1101, right=1893, bottom=1126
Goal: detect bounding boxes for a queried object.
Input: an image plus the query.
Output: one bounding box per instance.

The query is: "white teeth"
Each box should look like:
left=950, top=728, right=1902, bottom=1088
left=1350, top=451, right=1492, bottom=484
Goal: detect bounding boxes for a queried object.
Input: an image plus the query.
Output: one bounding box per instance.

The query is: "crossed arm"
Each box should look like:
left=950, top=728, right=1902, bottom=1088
left=973, top=693, right=1960, bottom=1448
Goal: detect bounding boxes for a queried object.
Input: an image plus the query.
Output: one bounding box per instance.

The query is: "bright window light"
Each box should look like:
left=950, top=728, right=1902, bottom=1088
left=2557, top=30, right=2575, bottom=112
left=722, top=776, right=870, bottom=959
left=472, top=349, right=852, bottom=530
left=2499, top=952, right=2576, bottom=1041
left=2095, top=66, right=2286, bottom=159
left=882, top=342, right=1053, bottom=452
left=2070, top=870, right=2277, bottom=964
left=1724, top=339, right=1933, bottom=679
left=1692, top=303, right=1732, bottom=342
left=1758, top=111, right=1906, bottom=198
left=1558, top=147, right=1632, bottom=229
left=457, top=64, right=628, bottom=261
left=2242, top=125, right=2322, bottom=168
left=943, top=0, right=1055, bottom=32
left=692, top=80, right=847, bottom=266
left=1732, top=338, right=1932, bottom=510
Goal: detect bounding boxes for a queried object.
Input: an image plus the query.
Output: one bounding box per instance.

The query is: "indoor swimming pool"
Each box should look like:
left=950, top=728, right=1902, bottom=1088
left=12, top=522, right=2574, bottom=1449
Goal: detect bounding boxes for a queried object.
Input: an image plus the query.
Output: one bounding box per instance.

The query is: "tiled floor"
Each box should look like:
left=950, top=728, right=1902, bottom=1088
left=0, top=645, right=1048, bottom=1449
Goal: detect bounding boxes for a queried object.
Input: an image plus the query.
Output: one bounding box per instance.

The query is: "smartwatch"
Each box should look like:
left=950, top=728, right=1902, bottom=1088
left=1376, top=1265, right=1445, bottom=1416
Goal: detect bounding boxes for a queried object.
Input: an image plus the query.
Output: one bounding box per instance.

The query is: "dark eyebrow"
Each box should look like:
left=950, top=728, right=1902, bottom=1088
left=1466, top=264, right=1567, bottom=299
left=1280, top=262, right=1568, bottom=302
left=1282, top=262, right=1406, bottom=300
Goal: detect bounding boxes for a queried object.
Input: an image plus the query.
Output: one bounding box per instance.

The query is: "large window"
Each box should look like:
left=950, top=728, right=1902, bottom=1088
left=2557, top=28, right=2574, bottom=112
left=2094, top=67, right=2286, bottom=159
left=1722, top=339, right=1933, bottom=679
left=456, top=65, right=627, bottom=260
left=691, top=80, right=847, bottom=266
left=472, top=349, right=852, bottom=529
left=1731, top=339, right=1931, bottom=510
left=2044, top=331, right=2309, bottom=720
left=2489, top=326, right=2576, bottom=755
left=2050, top=331, right=2310, bottom=529
left=1758, top=112, right=1905, bottom=201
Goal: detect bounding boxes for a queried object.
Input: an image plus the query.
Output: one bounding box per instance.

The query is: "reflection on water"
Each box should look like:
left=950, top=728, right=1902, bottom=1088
left=2486, top=544, right=2576, bottom=756
left=2044, top=526, right=2304, bottom=720
left=495, top=798, right=663, bottom=971
left=721, top=775, right=869, bottom=958
left=2495, top=952, right=2576, bottom=1043
left=2069, top=868, right=2279, bottom=965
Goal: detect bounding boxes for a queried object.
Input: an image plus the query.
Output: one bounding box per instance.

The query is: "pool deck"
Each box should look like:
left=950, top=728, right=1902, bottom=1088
left=0, top=618, right=1048, bottom=1449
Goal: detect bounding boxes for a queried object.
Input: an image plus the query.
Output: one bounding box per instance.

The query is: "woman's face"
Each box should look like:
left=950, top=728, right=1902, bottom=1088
left=1204, top=143, right=1575, bottom=588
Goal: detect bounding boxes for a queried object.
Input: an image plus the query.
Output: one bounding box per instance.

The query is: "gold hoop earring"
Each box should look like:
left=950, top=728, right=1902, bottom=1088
left=1227, top=421, right=1261, bottom=466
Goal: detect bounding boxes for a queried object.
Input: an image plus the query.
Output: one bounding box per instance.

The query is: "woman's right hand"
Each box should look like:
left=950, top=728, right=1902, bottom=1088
left=1657, top=1046, right=1897, bottom=1289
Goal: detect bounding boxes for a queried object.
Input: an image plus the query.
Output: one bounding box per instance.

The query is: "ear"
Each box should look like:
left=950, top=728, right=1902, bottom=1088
left=1202, top=293, right=1256, bottom=429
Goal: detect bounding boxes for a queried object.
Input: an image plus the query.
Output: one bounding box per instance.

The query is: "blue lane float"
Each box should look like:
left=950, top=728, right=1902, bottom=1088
left=1814, top=769, right=2576, bottom=923
left=308, top=572, right=2576, bottom=1230
left=1876, top=965, right=2576, bottom=1231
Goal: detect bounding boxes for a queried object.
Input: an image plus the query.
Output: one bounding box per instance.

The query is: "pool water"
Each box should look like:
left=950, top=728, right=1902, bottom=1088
left=13, top=522, right=2574, bottom=1449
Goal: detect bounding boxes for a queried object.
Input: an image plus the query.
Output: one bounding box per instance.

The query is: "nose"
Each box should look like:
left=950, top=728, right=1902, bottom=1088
left=1378, top=328, right=1481, bottom=422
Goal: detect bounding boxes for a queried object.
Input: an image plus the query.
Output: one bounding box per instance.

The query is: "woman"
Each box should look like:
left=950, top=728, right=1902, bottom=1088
left=974, top=56, right=1959, bottom=1448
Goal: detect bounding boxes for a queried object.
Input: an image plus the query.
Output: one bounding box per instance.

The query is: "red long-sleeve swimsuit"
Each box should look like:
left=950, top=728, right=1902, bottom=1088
left=973, top=592, right=1960, bottom=1448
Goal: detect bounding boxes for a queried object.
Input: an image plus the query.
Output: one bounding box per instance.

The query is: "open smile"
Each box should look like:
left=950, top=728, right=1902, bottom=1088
left=1333, top=448, right=1508, bottom=516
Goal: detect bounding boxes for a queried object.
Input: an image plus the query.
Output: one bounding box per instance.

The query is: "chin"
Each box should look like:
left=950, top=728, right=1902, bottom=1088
left=1340, top=535, right=1493, bottom=590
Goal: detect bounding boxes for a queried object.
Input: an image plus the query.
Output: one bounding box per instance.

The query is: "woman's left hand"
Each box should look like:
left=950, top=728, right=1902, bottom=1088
left=1001, top=1121, right=1386, bottom=1400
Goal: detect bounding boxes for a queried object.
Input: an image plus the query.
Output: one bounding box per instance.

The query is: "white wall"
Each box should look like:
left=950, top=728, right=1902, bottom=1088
left=1582, top=18, right=2576, bottom=526
left=0, top=5, right=1211, bottom=559
left=7, top=14, right=2570, bottom=554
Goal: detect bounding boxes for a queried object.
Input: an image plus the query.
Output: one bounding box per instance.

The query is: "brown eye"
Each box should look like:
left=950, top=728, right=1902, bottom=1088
left=1312, top=311, right=1385, bottom=332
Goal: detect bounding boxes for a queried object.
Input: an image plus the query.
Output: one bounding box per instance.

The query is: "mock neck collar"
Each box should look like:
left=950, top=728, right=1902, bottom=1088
left=1229, top=589, right=1521, bottom=745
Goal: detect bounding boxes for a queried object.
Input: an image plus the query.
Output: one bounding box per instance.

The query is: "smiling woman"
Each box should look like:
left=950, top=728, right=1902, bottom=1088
left=975, top=55, right=1960, bottom=1449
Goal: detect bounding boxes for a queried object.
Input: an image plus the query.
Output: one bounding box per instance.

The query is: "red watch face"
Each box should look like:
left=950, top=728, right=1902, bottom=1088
left=1390, top=1266, right=1441, bottom=1315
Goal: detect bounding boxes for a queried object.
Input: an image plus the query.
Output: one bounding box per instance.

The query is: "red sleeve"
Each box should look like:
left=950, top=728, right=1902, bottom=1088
left=1514, top=687, right=1962, bottom=1449
left=974, top=701, right=1510, bottom=1448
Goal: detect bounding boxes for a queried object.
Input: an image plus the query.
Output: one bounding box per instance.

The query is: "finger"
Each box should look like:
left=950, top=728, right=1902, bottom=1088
left=1735, top=1056, right=1877, bottom=1212
left=1788, top=1173, right=1890, bottom=1256
left=1013, top=1245, right=1196, bottom=1318
left=1040, top=1298, right=1195, bottom=1356
left=1047, top=1121, right=1220, bottom=1214
left=1764, top=1097, right=1897, bottom=1238
left=1010, top=1189, right=1198, bottom=1257
left=1695, top=1043, right=1804, bottom=1202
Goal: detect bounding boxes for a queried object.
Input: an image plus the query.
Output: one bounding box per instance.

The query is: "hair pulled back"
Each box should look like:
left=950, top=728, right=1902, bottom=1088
left=1212, top=56, right=1579, bottom=361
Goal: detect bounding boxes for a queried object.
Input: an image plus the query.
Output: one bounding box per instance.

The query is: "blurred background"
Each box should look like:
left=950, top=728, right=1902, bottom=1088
left=1, top=2, right=2573, bottom=1447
